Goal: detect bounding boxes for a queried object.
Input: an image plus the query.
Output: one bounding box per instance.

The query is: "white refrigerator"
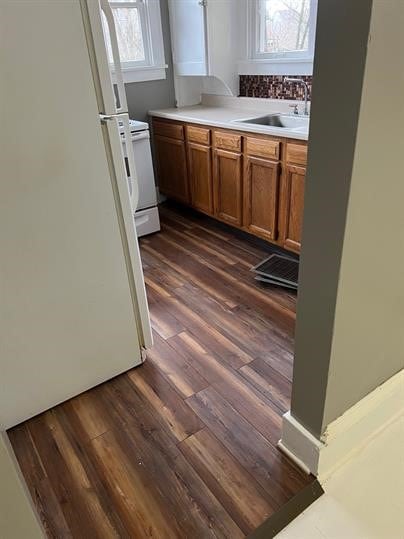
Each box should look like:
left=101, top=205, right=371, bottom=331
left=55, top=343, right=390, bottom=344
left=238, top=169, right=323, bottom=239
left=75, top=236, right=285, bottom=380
left=0, top=0, right=153, bottom=429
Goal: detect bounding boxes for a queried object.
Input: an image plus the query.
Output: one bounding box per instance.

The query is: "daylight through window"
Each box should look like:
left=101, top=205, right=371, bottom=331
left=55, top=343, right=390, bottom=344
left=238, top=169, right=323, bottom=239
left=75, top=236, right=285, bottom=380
left=253, top=0, right=317, bottom=60
left=101, top=0, right=166, bottom=82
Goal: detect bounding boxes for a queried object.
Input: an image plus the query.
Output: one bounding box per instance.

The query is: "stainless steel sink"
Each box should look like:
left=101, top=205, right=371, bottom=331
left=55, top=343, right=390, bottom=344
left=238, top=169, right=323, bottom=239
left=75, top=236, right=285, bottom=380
left=233, top=114, right=309, bottom=130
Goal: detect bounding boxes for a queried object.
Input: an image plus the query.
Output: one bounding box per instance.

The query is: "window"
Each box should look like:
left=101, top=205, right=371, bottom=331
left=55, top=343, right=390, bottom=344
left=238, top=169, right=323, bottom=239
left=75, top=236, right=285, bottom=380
left=103, top=0, right=167, bottom=83
left=249, top=0, right=317, bottom=64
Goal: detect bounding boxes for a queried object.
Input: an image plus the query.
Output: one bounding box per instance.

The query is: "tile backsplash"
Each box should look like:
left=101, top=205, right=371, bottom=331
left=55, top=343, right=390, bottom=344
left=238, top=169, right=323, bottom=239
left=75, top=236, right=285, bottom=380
left=239, top=75, right=312, bottom=101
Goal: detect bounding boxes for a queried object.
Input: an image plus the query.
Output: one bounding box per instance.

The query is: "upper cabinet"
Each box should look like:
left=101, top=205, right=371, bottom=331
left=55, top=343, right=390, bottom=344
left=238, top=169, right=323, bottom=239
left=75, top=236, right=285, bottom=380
left=168, top=0, right=208, bottom=76
left=168, top=0, right=242, bottom=95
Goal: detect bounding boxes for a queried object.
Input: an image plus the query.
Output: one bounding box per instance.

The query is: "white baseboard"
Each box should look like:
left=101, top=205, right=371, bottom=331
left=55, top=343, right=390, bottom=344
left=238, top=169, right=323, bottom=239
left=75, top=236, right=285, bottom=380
left=278, top=369, right=404, bottom=480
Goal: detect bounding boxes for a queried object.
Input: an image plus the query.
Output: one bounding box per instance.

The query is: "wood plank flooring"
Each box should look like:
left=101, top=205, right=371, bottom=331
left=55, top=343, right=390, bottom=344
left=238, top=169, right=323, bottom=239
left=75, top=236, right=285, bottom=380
left=8, top=204, right=313, bottom=538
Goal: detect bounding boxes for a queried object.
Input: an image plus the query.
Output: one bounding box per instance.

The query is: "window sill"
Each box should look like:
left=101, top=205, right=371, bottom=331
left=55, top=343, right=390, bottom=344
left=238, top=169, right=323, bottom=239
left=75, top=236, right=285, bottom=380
left=238, top=59, right=313, bottom=76
left=111, top=65, right=168, bottom=84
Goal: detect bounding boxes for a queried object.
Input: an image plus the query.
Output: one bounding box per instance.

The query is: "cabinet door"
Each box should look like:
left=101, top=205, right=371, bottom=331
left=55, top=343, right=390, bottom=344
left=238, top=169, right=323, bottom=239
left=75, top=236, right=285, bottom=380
left=188, top=142, right=213, bottom=215
left=282, top=164, right=306, bottom=253
left=244, top=156, right=280, bottom=241
left=155, top=135, right=190, bottom=204
left=168, top=0, right=208, bottom=76
left=213, top=149, right=242, bottom=226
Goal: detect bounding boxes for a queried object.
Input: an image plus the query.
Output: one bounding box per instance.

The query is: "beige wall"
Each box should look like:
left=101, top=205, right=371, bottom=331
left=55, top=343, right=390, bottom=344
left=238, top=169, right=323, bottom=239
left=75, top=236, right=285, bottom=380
left=322, top=0, right=404, bottom=426
left=291, top=0, right=404, bottom=436
left=0, top=434, right=44, bottom=538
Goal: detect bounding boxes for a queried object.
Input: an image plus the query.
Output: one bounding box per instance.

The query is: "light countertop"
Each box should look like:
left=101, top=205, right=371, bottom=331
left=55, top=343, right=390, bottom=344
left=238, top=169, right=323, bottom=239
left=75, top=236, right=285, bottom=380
left=149, top=96, right=309, bottom=141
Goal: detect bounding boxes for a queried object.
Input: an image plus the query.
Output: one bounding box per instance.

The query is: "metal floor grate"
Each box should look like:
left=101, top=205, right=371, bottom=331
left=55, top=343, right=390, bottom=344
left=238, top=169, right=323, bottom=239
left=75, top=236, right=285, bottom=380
left=251, top=254, right=299, bottom=288
left=254, top=275, right=298, bottom=290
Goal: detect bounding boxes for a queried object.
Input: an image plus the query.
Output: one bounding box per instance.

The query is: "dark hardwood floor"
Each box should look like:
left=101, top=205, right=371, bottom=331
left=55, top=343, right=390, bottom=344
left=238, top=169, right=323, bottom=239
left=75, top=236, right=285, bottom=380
left=8, top=204, right=313, bottom=538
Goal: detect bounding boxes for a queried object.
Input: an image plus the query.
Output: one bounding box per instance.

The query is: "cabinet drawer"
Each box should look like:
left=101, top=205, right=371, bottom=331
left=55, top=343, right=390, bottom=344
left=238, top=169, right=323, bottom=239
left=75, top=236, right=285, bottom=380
left=214, top=131, right=242, bottom=152
left=153, top=120, right=184, bottom=140
left=187, top=125, right=211, bottom=145
left=286, top=143, right=308, bottom=165
left=245, top=136, right=280, bottom=160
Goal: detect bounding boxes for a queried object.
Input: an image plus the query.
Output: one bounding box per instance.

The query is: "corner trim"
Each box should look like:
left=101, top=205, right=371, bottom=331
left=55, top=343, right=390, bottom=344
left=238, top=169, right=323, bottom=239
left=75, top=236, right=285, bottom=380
left=279, top=369, right=404, bottom=480
left=278, top=412, right=323, bottom=475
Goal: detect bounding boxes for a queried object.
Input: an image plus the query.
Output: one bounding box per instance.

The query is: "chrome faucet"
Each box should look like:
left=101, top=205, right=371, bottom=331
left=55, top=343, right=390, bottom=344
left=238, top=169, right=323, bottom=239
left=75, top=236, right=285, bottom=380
left=284, top=77, right=309, bottom=116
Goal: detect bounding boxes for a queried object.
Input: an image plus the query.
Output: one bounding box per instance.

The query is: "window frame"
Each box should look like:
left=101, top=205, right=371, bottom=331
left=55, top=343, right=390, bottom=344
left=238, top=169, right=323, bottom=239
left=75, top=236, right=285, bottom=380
left=248, top=0, right=318, bottom=64
left=109, top=0, right=167, bottom=83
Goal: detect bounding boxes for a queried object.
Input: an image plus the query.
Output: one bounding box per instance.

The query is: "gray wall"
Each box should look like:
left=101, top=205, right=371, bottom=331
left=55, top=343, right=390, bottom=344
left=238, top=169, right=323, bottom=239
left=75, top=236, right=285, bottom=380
left=290, top=0, right=373, bottom=438
left=125, top=0, right=175, bottom=122
left=291, top=0, right=404, bottom=437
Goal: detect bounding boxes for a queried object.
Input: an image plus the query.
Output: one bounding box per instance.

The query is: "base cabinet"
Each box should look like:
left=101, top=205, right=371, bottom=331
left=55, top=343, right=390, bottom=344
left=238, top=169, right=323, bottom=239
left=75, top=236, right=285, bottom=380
left=281, top=164, right=306, bottom=253
left=152, top=118, right=307, bottom=253
left=213, top=149, right=243, bottom=226
left=187, top=142, right=213, bottom=214
left=243, top=156, right=280, bottom=242
left=154, top=135, right=190, bottom=204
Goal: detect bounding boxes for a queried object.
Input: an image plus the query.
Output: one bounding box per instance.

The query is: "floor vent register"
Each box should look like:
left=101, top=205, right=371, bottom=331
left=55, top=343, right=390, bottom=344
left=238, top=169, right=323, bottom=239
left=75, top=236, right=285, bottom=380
left=251, top=253, right=299, bottom=290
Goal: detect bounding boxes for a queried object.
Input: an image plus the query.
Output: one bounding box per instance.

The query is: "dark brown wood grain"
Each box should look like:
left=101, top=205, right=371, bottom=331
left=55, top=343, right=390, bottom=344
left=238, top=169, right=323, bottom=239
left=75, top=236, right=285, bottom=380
left=127, top=359, right=204, bottom=442
left=8, top=204, right=313, bottom=538
left=239, top=358, right=292, bottom=413
left=186, top=387, right=306, bottom=506
left=179, top=429, right=276, bottom=535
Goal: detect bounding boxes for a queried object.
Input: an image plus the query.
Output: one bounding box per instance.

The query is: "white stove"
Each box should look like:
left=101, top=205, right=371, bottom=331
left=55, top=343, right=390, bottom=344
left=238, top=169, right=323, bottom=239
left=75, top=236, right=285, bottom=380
left=119, top=119, right=160, bottom=237
left=118, top=119, right=149, bottom=134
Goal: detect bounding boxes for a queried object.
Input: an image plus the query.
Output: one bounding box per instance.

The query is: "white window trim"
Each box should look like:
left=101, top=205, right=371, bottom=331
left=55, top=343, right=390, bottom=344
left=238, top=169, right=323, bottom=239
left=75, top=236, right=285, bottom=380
left=110, top=0, right=167, bottom=83
left=239, top=0, right=317, bottom=75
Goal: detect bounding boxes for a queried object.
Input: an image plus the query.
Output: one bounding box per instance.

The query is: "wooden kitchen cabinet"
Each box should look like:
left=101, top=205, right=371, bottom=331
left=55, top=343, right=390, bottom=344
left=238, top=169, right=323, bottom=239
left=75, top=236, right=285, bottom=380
left=281, top=164, right=306, bottom=253
left=243, top=156, right=280, bottom=242
left=187, top=142, right=213, bottom=214
left=280, top=142, right=308, bottom=253
left=213, top=149, right=243, bottom=227
left=154, top=134, right=190, bottom=204
left=152, top=117, right=308, bottom=254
